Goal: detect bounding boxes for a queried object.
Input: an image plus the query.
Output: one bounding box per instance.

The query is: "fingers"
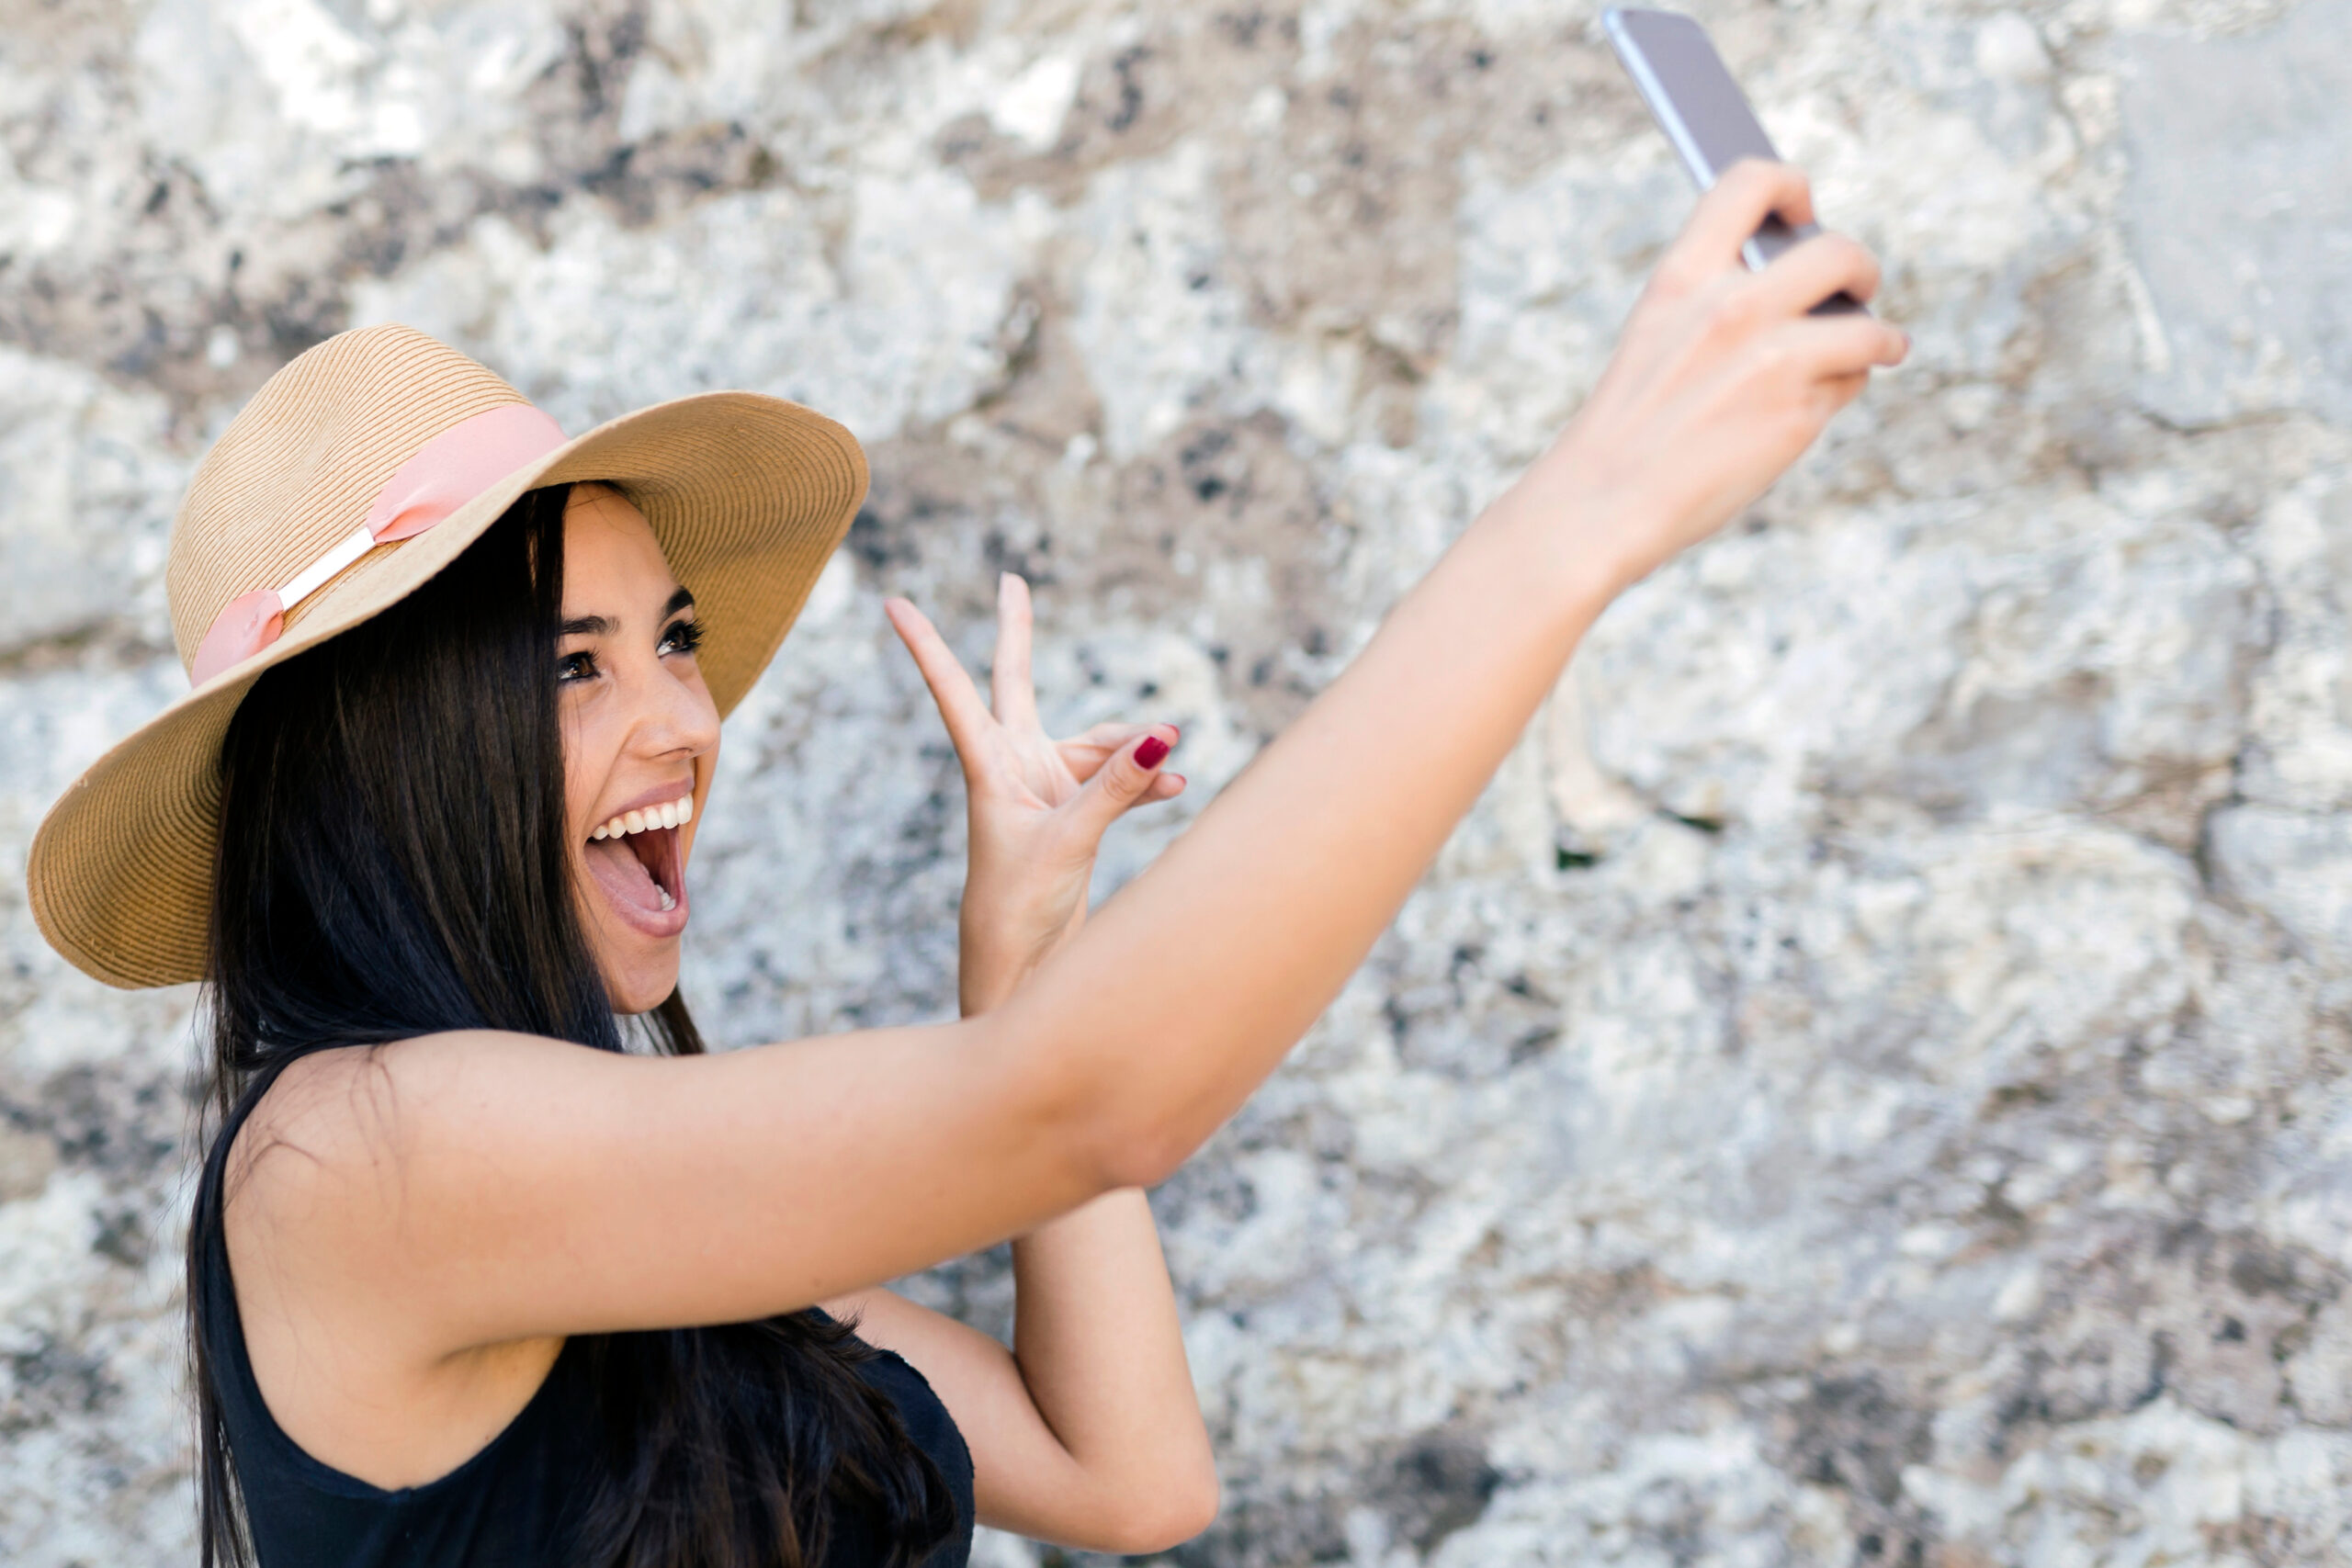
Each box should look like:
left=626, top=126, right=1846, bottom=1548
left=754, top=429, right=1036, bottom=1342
left=892, top=586, right=1191, bottom=817
left=1058, top=724, right=1187, bottom=796
left=1059, top=723, right=1185, bottom=806
left=990, top=573, right=1042, bottom=732
left=1056, top=722, right=1151, bottom=780
left=1815, top=367, right=1871, bottom=417
left=1058, top=728, right=1185, bottom=799
left=1660, top=159, right=1816, bottom=287
left=1756, top=231, right=1882, bottom=317
left=1779, top=310, right=1910, bottom=379
left=1068, top=726, right=1182, bottom=834
left=884, top=597, right=994, bottom=759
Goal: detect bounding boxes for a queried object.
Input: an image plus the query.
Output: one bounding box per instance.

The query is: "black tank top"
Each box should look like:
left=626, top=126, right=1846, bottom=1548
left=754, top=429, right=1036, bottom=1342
left=195, top=1091, right=975, bottom=1567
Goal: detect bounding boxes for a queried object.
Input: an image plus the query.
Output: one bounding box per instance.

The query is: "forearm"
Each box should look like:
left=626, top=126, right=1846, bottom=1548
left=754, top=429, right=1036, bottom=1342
left=956, top=159, right=1900, bottom=1213
left=935, top=511, right=1555, bottom=1530
left=914, top=954, right=1214, bottom=1538
left=1008, top=1191, right=1214, bottom=1503
left=966, top=917, right=1207, bottom=1481
left=1003, top=488, right=1624, bottom=1179
left=953, top=812, right=1214, bottom=1533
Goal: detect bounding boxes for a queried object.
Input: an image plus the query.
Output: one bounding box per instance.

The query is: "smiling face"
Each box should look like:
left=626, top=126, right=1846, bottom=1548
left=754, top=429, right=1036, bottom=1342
left=558, top=483, right=720, bottom=1014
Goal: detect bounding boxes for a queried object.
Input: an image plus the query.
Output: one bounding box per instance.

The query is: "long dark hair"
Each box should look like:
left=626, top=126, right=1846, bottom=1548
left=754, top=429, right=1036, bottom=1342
left=188, top=485, right=956, bottom=1567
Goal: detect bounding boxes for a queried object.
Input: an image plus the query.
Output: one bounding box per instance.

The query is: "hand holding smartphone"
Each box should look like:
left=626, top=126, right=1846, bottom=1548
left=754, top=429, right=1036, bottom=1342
left=1603, top=7, right=1868, bottom=316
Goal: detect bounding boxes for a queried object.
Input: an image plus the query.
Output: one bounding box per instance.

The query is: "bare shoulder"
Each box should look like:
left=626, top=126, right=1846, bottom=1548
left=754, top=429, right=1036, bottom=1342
left=227, top=1043, right=386, bottom=1194
left=226, top=1032, right=603, bottom=1220
left=221, top=1030, right=650, bottom=1336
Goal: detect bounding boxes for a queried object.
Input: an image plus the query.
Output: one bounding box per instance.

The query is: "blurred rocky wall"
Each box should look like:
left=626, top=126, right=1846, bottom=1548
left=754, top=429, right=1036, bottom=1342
left=5, top=1, right=2352, bottom=1563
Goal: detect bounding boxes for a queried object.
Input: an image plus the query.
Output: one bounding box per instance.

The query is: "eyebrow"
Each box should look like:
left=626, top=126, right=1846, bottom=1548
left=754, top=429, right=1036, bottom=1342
left=559, top=588, right=695, bottom=640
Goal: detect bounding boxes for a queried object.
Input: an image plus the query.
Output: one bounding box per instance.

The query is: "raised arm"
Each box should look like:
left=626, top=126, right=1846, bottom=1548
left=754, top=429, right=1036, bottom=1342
left=236, top=164, right=1902, bottom=1388
left=995, top=161, right=1902, bottom=1185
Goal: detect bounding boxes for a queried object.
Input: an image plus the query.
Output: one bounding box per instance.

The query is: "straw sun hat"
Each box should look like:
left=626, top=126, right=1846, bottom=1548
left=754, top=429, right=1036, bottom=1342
left=27, top=323, right=867, bottom=989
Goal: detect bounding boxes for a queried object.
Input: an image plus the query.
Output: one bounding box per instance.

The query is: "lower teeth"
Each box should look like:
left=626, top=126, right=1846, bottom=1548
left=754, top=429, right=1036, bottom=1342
left=658, top=888, right=676, bottom=911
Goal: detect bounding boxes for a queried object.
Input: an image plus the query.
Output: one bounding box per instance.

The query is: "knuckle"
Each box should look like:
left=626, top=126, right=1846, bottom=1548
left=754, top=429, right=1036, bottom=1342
left=1703, top=278, right=1763, bottom=337
left=1750, top=333, right=1799, bottom=380
left=1647, top=257, right=1702, bottom=302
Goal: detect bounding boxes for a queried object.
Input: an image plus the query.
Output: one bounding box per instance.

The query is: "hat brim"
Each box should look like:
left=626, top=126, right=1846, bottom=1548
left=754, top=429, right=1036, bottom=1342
left=28, top=390, right=866, bottom=989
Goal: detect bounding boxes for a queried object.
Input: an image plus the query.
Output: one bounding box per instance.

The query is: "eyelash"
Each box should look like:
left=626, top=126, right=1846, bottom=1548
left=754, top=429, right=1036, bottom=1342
left=557, top=617, right=704, bottom=685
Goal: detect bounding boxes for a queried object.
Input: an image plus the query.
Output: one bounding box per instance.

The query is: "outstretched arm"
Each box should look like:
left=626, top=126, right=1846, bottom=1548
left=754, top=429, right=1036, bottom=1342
left=238, top=162, right=1903, bottom=1378
left=994, top=161, right=1903, bottom=1188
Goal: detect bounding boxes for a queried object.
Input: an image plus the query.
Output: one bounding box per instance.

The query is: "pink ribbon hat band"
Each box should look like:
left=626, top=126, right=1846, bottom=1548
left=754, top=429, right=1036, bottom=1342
left=187, top=403, right=567, bottom=687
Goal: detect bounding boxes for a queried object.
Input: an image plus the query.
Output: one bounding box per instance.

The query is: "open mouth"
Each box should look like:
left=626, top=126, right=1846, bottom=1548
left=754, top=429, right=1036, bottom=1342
left=582, top=794, right=693, bottom=936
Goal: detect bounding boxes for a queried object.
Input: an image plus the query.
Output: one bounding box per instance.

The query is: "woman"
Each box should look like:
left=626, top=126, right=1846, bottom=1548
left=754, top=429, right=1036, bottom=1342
left=26, top=163, right=1902, bottom=1566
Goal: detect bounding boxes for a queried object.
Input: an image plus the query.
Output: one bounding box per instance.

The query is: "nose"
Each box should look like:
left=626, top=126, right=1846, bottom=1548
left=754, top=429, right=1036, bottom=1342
left=621, top=649, right=720, bottom=766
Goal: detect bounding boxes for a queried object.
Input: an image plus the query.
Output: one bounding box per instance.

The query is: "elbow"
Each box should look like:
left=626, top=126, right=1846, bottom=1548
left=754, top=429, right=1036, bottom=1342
left=1095, top=1115, right=1193, bottom=1193
left=1057, top=1055, right=1195, bottom=1192
left=1097, top=1468, right=1221, bottom=1555
left=1163, top=1469, right=1224, bottom=1547
left=989, top=1006, right=1194, bottom=1191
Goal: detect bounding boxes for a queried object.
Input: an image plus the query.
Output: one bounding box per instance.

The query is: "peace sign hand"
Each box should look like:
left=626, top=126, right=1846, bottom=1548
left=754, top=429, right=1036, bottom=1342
left=885, top=574, right=1184, bottom=1017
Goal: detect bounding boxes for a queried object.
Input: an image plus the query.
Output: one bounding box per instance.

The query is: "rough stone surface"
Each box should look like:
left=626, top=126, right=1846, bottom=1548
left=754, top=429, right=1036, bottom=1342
left=5, top=2, right=2352, bottom=1564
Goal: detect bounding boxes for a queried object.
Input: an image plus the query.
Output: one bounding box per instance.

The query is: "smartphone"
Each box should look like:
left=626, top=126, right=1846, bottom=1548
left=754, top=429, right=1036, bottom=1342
left=1602, top=7, right=1865, bottom=315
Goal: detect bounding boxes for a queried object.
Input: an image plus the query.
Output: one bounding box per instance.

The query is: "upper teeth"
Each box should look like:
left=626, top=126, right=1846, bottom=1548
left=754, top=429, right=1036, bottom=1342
left=591, top=795, right=693, bottom=840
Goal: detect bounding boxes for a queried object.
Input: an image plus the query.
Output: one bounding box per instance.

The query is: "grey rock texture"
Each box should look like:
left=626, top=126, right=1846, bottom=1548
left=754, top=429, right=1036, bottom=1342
left=4, top=1, right=2351, bottom=1563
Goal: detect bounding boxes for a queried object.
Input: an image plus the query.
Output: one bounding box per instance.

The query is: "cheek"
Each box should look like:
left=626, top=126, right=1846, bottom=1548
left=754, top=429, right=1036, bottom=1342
left=695, top=729, right=718, bottom=795
left=683, top=676, right=719, bottom=795
left=682, top=740, right=719, bottom=859
left=560, top=701, right=616, bottom=830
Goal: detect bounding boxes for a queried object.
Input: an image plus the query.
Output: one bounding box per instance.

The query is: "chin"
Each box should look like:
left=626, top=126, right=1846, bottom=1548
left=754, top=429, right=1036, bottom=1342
left=579, top=901, right=684, bottom=1015
left=605, top=946, right=683, bottom=1016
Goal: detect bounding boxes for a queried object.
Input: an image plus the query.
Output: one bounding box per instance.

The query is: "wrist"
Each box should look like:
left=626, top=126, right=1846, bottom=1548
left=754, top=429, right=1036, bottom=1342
left=1471, top=455, right=1649, bottom=621
left=959, top=903, right=1085, bottom=1017
left=959, top=938, right=1027, bottom=1017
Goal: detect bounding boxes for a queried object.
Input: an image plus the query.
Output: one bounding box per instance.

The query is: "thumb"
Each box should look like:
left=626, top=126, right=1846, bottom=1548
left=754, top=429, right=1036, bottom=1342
left=1065, top=727, right=1178, bottom=835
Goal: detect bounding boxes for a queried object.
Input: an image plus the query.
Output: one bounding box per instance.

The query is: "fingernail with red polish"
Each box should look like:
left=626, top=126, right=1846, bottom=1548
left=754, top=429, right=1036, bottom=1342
left=1135, top=736, right=1171, bottom=771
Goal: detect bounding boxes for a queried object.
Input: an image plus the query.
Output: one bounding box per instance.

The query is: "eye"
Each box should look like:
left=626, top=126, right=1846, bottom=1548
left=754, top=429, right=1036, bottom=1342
left=659, top=617, right=705, bottom=658
left=557, top=649, right=599, bottom=685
